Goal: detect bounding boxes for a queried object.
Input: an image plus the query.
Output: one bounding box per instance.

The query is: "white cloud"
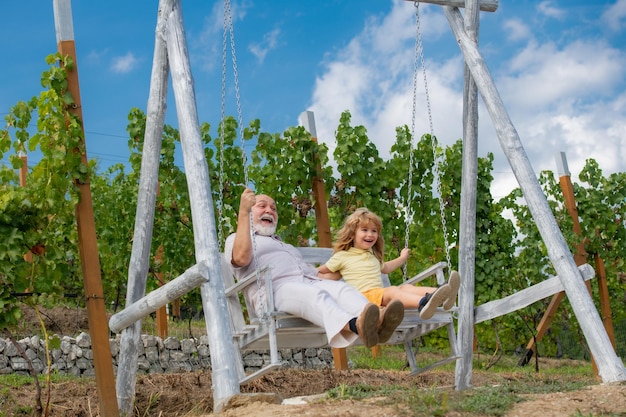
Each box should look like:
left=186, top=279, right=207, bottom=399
left=86, top=49, right=108, bottom=65
left=308, top=1, right=453, bottom=159
left=601, top=0, right=626, bottom=32
left=502, top=40, right=624, bottom=109
left=493, top=39, right=626, bottom=191
left=537, top=1, right=566, bottom=20
left=110, top=52, right=140, bottom=74
left=307, top=0, right=626, bottom=200
left=502, top=19, right=532, bottom=42
left=249, top=28, right=280, bottom=63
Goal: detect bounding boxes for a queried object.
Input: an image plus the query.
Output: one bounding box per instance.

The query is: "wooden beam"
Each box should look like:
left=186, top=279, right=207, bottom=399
left=109, top=261, right=209, bottom=333
left=405, top=0, right=498, bottom=12
left=474, top=264, right=595, bottom=324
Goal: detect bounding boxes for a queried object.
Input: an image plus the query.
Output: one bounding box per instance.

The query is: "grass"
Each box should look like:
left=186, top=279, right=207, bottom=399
left=3, top=317, right=612, bottom=416
left=0, top=373, right=91, bottom=417
left=0, top=347, right=612, bottom=417
left=331, top=345, right=600, bottom=417
left=138, top=316, right=207, bottom=340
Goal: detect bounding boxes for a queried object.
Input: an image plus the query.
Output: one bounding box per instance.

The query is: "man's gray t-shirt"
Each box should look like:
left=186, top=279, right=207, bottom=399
left=224, top=233, right=319, bottom=315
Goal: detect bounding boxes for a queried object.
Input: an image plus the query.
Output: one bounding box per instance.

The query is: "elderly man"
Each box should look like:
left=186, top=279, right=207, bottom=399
left=224, top=188, right=404, bottom=348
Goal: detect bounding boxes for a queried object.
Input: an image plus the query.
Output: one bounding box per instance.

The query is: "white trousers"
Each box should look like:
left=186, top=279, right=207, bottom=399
left=272, top=277, right=369, bottom=348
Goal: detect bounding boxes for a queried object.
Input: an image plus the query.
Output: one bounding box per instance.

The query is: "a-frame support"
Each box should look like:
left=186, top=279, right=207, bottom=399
left=442, top=3, right=626, bottom=384
left=114, top=0, right=240, bottom=415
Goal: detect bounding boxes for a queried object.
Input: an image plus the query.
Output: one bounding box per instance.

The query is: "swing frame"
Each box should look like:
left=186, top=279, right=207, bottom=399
left=111, top=0, right=625, bottom=412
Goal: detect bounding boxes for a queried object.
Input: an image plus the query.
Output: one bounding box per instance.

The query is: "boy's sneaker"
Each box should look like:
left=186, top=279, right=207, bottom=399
left=443, top=271, right=461, bottom=310
left=356, top=303, right=380, bottom=348
left=418, top=285, right=450, bottom=320
left=377, top=299, right=405, bottom=343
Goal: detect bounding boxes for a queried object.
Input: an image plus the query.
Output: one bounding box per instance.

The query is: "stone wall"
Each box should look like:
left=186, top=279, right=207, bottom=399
left=0, top=332, right=335, bottom=376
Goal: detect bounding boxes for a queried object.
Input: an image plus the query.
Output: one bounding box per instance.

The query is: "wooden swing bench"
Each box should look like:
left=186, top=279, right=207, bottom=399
left=221, top=247, right=460, bottom=384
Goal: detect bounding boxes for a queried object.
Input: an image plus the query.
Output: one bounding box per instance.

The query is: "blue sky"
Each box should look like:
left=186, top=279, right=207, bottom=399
left=1, top=0, right=625, bottom=199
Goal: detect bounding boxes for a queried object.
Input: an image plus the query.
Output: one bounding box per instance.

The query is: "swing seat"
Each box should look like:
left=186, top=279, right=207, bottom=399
left=222, top=247, right=459, bottom=384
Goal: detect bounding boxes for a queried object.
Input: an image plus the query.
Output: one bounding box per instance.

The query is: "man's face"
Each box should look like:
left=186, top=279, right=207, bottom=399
left=252, top=195, right=278, bottom=236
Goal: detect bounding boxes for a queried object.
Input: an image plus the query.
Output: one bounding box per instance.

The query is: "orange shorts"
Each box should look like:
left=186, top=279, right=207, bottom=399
left=362, top=288, right=385, bottom=306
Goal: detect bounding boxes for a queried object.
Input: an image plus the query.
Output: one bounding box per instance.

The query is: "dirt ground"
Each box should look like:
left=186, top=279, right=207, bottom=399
left=3, top=306, right=626, bottom=416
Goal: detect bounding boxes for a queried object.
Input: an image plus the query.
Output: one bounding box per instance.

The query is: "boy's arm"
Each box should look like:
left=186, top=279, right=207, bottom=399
left=381, top=248, right=410, bottom=274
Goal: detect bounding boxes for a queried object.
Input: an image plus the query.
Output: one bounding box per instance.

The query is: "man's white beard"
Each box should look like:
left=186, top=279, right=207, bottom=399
left=254, top=222, right=276, bottom=236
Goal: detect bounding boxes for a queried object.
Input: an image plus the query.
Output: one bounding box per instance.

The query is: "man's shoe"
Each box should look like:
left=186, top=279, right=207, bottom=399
left=418, top=285, right=450, bottom=320
left=443, top=271, right=460, bottom=310
left=378, top=299, right=404, bottom=343
left=356, top=303, right=380, bottom=348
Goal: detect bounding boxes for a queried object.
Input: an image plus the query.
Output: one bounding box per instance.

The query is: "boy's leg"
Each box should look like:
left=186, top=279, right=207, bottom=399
left=443, top=271, right=461, bottom=310
left=418, top=285, right=451, bottom=320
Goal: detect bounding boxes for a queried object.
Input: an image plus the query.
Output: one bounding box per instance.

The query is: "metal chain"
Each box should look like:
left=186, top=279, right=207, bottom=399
left=223, top=0, right=265, bottom=319
left=414, top=1, right=452, bottom=273
left=403, top=2, right=422, bottom=282
left=217, top=0, right=229, bottom=249
left=225, top=1, right=247, bottom=187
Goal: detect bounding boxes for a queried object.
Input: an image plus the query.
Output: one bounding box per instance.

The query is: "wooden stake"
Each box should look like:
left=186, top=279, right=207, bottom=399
left=300, top=111, right=350, bottom=371
left=154, top=245, right=169, bottom=339
left=53, top=1, right=119, bottom=416
left=20, top=154, right=34, bottom=263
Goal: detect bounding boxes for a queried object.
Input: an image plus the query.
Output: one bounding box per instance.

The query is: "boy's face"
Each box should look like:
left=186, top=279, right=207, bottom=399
left=354, top=221, right=379, bottom=250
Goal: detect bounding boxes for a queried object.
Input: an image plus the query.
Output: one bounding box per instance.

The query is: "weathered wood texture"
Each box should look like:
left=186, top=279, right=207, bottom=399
left=407, top=0, right=498, bottom=12
left=109, top=262, right=210, bottom=333
left=455, top=0, right=480, bottom=391
left=444, top=5, right=626, bottom=382
left=474, top=264, right=595, bottom=323
left=164, top=0, right=240, bottom=410
left=114, top=0, right=169, bottom=414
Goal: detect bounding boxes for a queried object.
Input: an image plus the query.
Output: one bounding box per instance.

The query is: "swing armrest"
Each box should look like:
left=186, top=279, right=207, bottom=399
left=404, top=261, right=448, bottom=286
left=225, top=266, right=272, bottom=297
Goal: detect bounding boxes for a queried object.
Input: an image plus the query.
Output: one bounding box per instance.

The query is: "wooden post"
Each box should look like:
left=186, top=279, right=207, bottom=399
left=115, top=0, right=168, bottom=413
left=52, top=1, right=119, bottom=416
left=19, top=153, right=27, bottom=186
left=594, top=254, right=616, bottom=348
left=299, top=111, right=349, bottom=370
left=518, top=153, right=616, bottom=377
left=445, top=5, right=626, bottom=382
left=454, top=0, right=480, bottom=391
left=166, top=0, right=240, bottom=411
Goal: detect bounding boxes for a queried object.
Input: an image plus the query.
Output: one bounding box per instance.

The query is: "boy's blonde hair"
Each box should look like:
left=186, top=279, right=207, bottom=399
left=334, top=208, right=385, bottom=264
